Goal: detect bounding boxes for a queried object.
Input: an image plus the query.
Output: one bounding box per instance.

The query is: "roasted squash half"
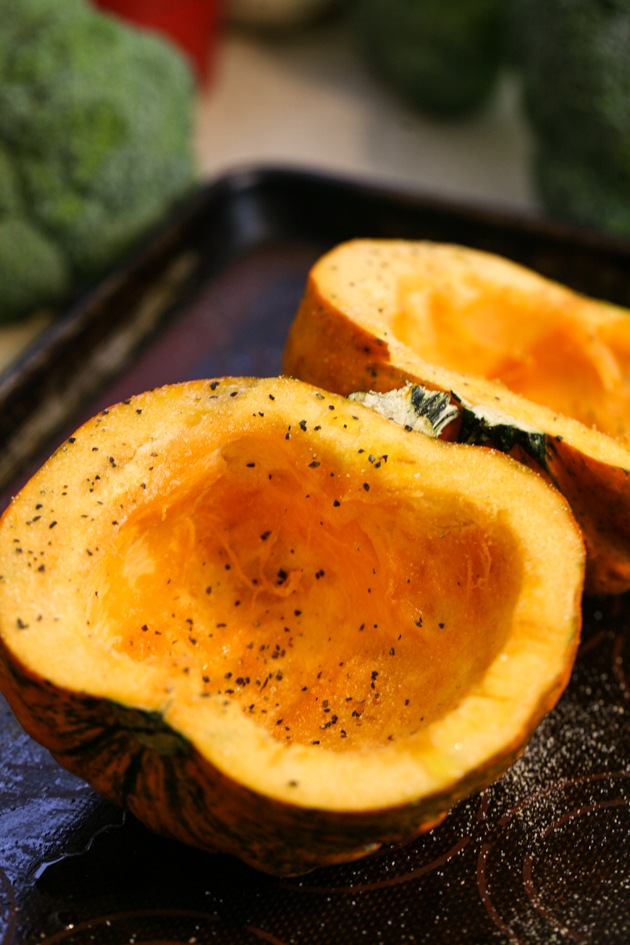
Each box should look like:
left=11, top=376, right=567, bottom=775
left=283, top=239, right=630, bottom=595
left=0, top=377, right=584, bottom=875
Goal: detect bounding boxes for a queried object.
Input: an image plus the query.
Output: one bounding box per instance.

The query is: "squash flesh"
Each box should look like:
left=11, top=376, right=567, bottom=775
left=94, top=430, right=519, bottom=752
left=396, top=277, right=630, bottom=441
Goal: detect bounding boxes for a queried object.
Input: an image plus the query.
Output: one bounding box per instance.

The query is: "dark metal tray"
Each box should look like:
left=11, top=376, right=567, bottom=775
left=1, top=167, right=629, bottom=945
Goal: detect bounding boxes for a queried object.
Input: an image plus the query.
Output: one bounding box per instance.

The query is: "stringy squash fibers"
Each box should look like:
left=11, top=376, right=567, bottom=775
left=283, top=239, right=630, bottom=595
left=0, top=377, right=584, bottom=875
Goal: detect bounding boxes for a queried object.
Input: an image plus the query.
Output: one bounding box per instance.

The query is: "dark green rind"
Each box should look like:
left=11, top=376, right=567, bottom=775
left=454, top=396, right=549, bottom=470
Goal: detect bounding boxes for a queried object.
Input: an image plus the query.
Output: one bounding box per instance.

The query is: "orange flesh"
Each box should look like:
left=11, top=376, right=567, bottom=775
left=393, top=274, right=630, bottom=442
left=93, top=433, right=520, bottom=752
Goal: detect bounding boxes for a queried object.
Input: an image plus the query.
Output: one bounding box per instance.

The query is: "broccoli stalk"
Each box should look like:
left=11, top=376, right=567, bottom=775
left=0, top=0, right=196, bottom=322
left=513, top=0, right=630, bottom=237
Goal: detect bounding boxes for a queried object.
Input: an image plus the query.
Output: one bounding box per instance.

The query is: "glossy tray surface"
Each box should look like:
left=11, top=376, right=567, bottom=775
left=1, top=168, right=629, bottom=944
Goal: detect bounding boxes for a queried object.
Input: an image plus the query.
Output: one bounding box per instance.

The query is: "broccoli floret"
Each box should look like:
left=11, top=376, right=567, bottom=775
left=513, top=0, right=630, bottom=237
left=0, top=143, right=23, bottom=218
left=0, top=219, right=70, bottom=324
left=0, top=0, right=196, bottom=320
left=355, top=0, right=507, bottom=117
left=0, top=142, right=70, bottom=322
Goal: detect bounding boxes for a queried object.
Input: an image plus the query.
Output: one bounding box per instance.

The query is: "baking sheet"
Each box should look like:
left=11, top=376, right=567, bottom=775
left=0, top=167, right=629, bottom=944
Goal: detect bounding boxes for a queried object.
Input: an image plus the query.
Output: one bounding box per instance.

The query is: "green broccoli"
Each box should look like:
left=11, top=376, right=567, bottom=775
left=0, top=0, right=196, bottom=322
left=512, top=0, right=630, bottom=237
left=0, top=219, right=70, bottom=324
left=0, top=142, right=70, bottom=320
left=354, top=0, right=508, bottom=118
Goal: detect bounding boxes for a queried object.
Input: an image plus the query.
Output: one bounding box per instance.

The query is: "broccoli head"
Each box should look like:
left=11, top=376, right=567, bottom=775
left=513, top=0, right=630, bottom=237
left=355, top=0, right=508, bottom=118
left=0, top=0, right=196, bottom=321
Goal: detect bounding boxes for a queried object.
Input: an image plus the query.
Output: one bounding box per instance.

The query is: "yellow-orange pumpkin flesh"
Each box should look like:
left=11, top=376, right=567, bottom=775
left=287, top=239, right=630, bottom=440
left=393, top=254, right=630, bottom=442
left=100, top=450, right=513, bottom=752
left=0, top=377, right=584, bottom=875
left=283, top=239, right=630, bottom=594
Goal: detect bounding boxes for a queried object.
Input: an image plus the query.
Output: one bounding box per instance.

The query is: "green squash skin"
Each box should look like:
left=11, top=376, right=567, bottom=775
left=455, top=402, right=548, bottom=470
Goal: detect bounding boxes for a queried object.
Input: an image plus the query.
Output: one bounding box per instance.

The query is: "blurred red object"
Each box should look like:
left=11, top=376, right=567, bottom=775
left=93, top=0, right=222, bottom=83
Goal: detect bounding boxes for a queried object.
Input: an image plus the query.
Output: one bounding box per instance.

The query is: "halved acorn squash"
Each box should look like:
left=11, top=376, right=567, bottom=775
left=283, top=239, right=630, bottom=595
left=0, top=377, right=584, bottom=875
